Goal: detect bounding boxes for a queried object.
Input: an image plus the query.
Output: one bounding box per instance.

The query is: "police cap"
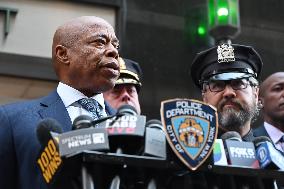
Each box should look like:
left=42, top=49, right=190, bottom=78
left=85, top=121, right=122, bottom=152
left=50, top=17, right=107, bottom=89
left=190, top=43, right=263, bottom=89
left=116, top=57, right=142, bottom=91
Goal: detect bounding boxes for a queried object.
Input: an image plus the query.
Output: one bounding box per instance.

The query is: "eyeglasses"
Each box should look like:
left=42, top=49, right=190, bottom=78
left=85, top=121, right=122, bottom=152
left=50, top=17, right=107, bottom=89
left=202, top=78, right=258, bottom=92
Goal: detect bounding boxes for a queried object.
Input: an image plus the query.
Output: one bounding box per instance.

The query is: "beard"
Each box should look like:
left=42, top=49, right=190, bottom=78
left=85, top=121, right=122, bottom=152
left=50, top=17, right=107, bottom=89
left=217, top=98, right=258, bottom=131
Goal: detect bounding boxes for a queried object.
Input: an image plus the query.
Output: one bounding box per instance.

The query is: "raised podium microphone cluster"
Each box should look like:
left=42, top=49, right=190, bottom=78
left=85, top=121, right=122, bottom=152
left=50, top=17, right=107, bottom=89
left=36, top=105, right=167, bottom=189
left=36, top=105, right=284, bottom=189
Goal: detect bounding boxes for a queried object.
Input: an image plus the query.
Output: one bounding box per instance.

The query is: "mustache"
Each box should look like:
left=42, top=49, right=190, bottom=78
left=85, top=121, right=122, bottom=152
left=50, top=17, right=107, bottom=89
left=218, top=99, right=244, bottom=111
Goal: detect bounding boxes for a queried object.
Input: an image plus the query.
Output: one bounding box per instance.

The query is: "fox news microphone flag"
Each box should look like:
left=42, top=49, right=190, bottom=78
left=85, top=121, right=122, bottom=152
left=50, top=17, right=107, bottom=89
left=160, top=99, right=218, bottom=170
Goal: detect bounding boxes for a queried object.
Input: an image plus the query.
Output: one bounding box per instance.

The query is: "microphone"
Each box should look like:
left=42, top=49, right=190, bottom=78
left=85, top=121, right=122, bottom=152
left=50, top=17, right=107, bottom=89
left=220, top=131, right=242, bottom=142
left=72, top=115, right=93, bottom=130
left=221, top=131, right=259, bottom=168
left=106, top=105, right=139, bottom=189
left=36, top=118, right=63, bottom=185
left=143, top=119, right=167, bottom=158
left=36, top=118, right=63, bottom=145
left=212, top=139, right=228, bottom=166
left=57, top=116, right=109, bottom=157
left=117, top=104, right=137, bottom=115
left=253, top=136, right=284, bottom=170
left=98, top=104, right=146, bottom=154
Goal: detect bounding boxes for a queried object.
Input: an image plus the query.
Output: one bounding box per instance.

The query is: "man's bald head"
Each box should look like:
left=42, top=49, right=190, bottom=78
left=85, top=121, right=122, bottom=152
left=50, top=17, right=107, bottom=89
left=259, top=72, right=284, bottom=97
left=259, top=72, right=284, bottom=130
left=51, top=16, right=119, bottom=96
left=52, top=16, right=113, bottom=61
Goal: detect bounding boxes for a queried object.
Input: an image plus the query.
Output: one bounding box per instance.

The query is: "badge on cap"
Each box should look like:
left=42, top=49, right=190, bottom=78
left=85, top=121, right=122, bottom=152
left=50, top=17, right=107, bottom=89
left=217, top=44, right=235, bottom=63
left=118, top=57, right=126, bottom=70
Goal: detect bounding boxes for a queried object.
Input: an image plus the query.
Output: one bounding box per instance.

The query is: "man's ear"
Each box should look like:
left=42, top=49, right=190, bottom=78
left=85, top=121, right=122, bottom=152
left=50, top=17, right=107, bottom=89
left=254, top=87, right=260, bottom=105
left=258, top=96, right=264, bottom=109
left=55, top=45, right=69, bottom=65
left=202, top=91, right=207, bottom=103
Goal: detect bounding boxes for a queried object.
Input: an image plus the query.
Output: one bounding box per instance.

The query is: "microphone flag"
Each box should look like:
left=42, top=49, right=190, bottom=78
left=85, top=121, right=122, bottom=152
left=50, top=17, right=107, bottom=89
left=160, top=98, right=218, bottom=170
left=58, top=127, right=109, bottom=157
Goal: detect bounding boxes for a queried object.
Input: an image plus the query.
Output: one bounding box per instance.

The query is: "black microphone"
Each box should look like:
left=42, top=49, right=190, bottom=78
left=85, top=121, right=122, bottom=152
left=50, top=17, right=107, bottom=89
left=71, top=109, right=126, bottom=129
left=36, top=118, right=63, bottom=146
left=220, top=131, right=242, bottom=142
left=36, top=118, right=63, bottom=185
left=72, top=115, right=93, bottom=130
left=117, top=104, right=137, bottom=115
left=98, top=104, right=146, bottom=154
left=221, top=131, right=259, bottom=168
left=253, top=136, right=284, bottom=170
left=143, top=119, right=167, bottom=159
left=107, top=105, right=139, bottom=189
left=58, top=115, right=109, bottom=157
left=71, top=115, right=109, bottom=189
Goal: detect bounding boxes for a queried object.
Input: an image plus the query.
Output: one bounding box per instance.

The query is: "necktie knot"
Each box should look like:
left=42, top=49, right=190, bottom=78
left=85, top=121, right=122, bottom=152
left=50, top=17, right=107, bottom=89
left=77, top=98, right=104, bottom=120
left=279, top=135, right=284, bottom=143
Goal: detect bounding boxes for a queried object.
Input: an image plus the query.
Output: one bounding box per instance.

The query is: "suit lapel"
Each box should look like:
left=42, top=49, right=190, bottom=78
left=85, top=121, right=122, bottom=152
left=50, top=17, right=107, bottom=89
left=105, top=101, right=116, bottom=116
left=38, top=90, right=72, bottom=132
left=254, top=125, right=270, bottom=138
left=254, top=125, right=284, bottom=155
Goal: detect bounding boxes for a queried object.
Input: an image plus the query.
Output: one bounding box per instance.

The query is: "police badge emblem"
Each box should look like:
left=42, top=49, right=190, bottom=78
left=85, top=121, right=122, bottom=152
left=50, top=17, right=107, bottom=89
left=160, top=99, right=218, bottom=170
left=217, top=43, right=235, bottom=63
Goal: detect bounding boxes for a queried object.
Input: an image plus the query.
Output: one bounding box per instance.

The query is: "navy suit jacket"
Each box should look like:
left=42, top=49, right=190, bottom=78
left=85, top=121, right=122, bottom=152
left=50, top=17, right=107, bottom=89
left=253, top=124, right=284, bottom=156
left=253, top=124, right=270, bottom=138
left=0, top=90, right=115, bottom=189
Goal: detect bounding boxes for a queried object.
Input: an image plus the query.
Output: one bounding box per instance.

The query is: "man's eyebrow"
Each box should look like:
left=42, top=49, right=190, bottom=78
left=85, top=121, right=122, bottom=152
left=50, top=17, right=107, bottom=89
left=90, top=34, right=119, bottom=42
left=89, top=34, right=106, bottom=39
left=111, top=37, right=119, bottom=44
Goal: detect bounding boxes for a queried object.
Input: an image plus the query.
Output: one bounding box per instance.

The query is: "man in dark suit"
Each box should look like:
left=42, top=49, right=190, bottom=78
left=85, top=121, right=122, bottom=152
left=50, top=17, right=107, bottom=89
left=104, top=57, right=143, bottom=114
left=254, top=72, right=284, bottom=153
left=0, top=16, right=119, bottom=189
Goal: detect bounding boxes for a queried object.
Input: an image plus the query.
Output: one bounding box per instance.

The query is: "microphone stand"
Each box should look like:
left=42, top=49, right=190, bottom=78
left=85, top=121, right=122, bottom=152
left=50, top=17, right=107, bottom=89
left=82, top=165, right=95, bottom=189
left=147, top=178, right=157, bottom=189
left=109, top=148, right=123, bottom=189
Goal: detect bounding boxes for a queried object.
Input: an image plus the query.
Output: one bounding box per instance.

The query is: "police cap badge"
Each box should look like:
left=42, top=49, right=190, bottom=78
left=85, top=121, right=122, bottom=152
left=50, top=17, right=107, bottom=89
left=116, top=57, right=143, bottom=92
left=190, top=43, right=263, bottom=89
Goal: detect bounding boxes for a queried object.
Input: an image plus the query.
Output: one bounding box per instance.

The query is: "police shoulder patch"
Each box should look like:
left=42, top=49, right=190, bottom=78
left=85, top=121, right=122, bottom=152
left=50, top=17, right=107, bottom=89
left=160, top=99, right=218, bottom=170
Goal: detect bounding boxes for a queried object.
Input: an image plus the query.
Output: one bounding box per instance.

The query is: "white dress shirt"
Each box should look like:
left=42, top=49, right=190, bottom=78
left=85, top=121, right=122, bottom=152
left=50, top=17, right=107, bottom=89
left=264, top=122, right=284, bottom=152
left=57, top=82, right=107, bottom=123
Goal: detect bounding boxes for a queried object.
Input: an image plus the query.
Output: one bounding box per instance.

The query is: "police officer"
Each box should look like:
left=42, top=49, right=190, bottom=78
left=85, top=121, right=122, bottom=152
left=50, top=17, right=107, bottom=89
left=104, top=57, right=143, bottom=114
left=191, top=43, right=263, bottom=141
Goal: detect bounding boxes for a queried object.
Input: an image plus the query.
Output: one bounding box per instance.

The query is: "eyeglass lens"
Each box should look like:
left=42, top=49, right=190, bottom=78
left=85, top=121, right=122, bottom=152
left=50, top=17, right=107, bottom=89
left=208, top=78, right=249, bottom=92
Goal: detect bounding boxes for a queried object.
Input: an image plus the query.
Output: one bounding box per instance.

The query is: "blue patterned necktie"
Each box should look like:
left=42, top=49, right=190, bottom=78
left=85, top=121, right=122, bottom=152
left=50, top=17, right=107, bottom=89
left=77, top=98, right=104, bottom=120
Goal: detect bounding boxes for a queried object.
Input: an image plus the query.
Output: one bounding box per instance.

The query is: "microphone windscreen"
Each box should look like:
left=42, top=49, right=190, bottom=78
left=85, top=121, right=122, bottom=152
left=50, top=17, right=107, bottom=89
left=146, top=119, right=163, bottom=130
left=117, top=104, right=137, bottom=115
left=144, top=119, right=167, bottom=158
left=36, top=118, right=63, bottom=146
left=221, top=131, right=242, bottom=141
left=253, top=136, right=273, bottom=147
left=72, top=114, right=93, bottom=130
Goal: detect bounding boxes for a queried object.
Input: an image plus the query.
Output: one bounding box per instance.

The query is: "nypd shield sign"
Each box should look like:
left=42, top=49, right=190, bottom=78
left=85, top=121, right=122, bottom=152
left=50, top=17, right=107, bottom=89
left=161, top=99, right=218, bottom=170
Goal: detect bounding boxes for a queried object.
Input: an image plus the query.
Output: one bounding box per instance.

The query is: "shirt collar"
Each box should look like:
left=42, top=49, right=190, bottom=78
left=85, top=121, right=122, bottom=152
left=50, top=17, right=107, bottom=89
left=57, top=82, right=106, bottom=109
left=264, top=122, right=284, bottom=143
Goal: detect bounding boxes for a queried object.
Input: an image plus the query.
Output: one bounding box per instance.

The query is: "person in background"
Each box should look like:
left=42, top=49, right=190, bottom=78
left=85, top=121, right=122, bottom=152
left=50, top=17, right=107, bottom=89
left=254, top=72, right=284, bottom=153
left=0, top=16, right=119, bottom=189
left=104, top=57, right=142, bottom=114
left=191, top=43, right=262, bottom=141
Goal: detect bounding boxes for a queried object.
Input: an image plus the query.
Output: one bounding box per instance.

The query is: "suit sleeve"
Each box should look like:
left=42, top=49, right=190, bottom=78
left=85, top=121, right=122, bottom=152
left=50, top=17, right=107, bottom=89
left=0, top=106, right=17, bottom=189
